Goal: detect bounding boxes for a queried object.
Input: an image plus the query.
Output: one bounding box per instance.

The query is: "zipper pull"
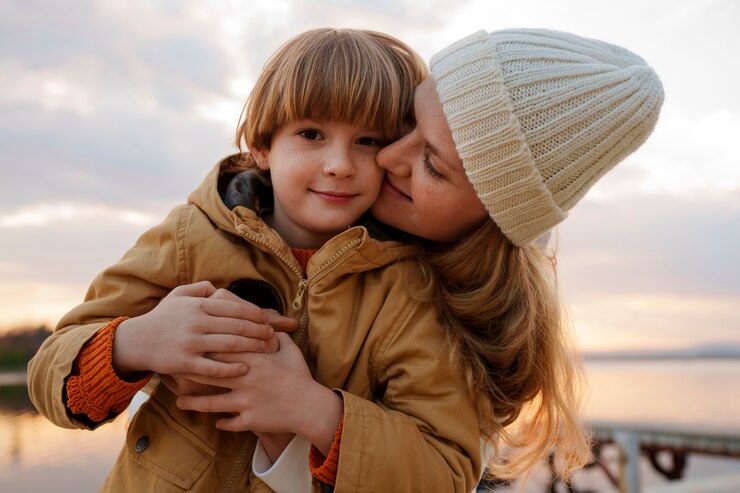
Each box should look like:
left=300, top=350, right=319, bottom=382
left=292, top=278, right=308, bottom=310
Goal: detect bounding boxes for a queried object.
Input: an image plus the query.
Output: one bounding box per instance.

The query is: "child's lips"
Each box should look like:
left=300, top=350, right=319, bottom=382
left=313, top=190, right=358, bottom=203
left=381, top=177, right=411, bottom=201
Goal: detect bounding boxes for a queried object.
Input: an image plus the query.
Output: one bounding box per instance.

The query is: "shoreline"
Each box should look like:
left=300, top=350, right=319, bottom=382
left=0, top=370, right=28, bottom=386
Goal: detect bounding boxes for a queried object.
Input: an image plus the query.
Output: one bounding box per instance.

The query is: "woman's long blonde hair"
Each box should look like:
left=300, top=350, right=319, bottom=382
left=417, top=220, right=591, bottom=481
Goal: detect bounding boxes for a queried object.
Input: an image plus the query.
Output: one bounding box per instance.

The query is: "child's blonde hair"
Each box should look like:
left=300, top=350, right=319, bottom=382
left=236, top=28, right=427, bottom=152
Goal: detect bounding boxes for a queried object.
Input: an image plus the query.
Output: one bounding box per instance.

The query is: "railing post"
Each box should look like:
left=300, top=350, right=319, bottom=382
left=613, top=430, right=641, bottom=493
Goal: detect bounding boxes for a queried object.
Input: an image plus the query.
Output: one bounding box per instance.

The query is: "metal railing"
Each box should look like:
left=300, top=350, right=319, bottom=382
left=554, top=420, right=740, bottom=493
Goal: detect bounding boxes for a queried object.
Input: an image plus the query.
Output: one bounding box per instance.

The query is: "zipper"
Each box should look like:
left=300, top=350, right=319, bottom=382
left=235, top=225, right=362, bottom=312
left=223, top=226, right=362, bottom=489
left=236, top=225, right=304, bottom=281
left=292, top=278, right=308, bottom=310
left=310, top=237, right=363, bottom=283
left=220, top=433, right=257, bottom=493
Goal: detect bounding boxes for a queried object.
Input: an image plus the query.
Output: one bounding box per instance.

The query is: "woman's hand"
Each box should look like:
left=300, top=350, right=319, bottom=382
left=112, top=281, right=298, bottom=379
left=175, top=333, right=343, bottom=456
left=160, top=373, right=228, bottom=397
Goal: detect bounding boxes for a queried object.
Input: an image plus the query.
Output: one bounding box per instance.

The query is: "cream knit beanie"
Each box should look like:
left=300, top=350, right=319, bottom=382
left=430, top=29, right=664, bottom=246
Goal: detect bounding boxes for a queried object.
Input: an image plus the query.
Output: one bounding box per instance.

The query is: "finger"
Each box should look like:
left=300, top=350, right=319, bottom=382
left=201, top=298, right=269, bottom=325
left=176, top=392, right=244, bottom=414
left=202, top=317, right=274, bottom=339
left=204, top=351, right=257, bottom=365
left=265, top=310, right=299, bottom=332
left=262, top=335, right=280, bottom=354
left=198, top=334, right=268, bottom=353
left=187, top=358, right=248, bottom=379
left=171, top=280, right=217, bottom=298
left=160, top=374, right=213, bottom=397
left=174, top=371, right=241, bottom=389
left=215, top=415, right=251, bottom=432
left=164, top=374, right=231, bottom=396
left=209, top=288, right=246, bottom=303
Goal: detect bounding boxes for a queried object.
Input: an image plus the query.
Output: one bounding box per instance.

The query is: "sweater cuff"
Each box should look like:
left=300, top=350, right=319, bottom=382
left=66, top=317, right=152, bottom=422
left=308, top=416, right=343, bottom=486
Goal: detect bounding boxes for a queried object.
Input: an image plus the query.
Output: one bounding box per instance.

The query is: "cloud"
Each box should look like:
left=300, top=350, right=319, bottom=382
left=568, top=294, right=740, bottom=351
left=0, top=202, right=158, bottom=228
left=585, top=108, right=740, bottom=200
left=0, top=211, right=157, bottom=285
left=558, top=191, right=740, bottom=297
left=0, top=282, right=90, bottom=331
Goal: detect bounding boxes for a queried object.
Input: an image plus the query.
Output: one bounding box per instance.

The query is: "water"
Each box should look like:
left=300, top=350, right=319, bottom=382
left=1, top=361, right=739, bottom=492
left=0, top=374, right=127, bottom=493
left=584, top=358, right=740, bottom=433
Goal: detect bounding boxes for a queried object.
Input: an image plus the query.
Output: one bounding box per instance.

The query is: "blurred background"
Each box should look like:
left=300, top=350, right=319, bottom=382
left=1, top=0, right=738, bottom=491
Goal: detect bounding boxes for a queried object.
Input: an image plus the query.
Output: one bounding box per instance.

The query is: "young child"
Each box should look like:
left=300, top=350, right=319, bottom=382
left=28, top=29, right=485, bottom=492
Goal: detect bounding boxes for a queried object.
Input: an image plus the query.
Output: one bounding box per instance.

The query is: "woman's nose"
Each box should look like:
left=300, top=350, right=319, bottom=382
left=376, top=133, right=413, bottom=176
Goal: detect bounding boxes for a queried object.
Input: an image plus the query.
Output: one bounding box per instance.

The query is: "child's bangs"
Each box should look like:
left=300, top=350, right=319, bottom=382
left=278, top=36, right=412, bottom=140
left=239, top=29, right=427, bottom=151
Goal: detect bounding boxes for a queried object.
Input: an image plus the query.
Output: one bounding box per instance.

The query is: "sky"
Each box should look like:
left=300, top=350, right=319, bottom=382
left=0, top=0, right=738, bottom=352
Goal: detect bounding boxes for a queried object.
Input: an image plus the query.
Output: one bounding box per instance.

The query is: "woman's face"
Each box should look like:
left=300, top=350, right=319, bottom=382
left=371, top=78, right=489, bottom=242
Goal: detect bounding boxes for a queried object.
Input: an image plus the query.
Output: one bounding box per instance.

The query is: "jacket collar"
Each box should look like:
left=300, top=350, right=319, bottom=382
left=198, top=154, right=415, bottom=243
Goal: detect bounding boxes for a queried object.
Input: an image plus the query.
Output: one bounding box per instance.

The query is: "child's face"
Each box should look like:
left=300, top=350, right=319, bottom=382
left=253, top=119, right=386, bottom=249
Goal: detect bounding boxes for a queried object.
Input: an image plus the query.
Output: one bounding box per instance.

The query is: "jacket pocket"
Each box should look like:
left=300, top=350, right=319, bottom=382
left=126, top=397, right=216, bottom=489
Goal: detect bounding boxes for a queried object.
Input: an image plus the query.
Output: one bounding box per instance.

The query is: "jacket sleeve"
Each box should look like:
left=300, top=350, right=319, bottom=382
left=330, top=301, right=483, bottom=493
left=27, top=205, right=189, bottom=429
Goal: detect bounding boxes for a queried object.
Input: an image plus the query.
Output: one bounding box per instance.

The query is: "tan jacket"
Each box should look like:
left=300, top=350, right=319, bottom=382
left=28, top=156, right=481, bottom=492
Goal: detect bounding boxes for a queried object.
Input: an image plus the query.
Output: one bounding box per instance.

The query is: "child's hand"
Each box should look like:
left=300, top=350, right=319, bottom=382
left=160, top=373, right=228, bottom=397
left=207, top=288, right=299, bottom=354
left=112, top=281, right=278, bottom=378
left=175, top=333, right=343, bottom=455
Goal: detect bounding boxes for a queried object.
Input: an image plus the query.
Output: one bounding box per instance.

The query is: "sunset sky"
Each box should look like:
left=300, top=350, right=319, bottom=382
left=1, top=0, right=738, bottom=352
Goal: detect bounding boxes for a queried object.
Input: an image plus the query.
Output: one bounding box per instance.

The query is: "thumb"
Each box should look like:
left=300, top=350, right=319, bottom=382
left=275, top=332, right=296, bottom=350
left=173, top=280, right=217, bottom=298
left=265, top=310, right=299, bottom=333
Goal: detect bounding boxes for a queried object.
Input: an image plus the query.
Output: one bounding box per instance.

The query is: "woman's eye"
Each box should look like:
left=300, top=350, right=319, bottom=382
left=299, top=129, right=322, bottom=140
left=424, top=153, right=444, bottom=180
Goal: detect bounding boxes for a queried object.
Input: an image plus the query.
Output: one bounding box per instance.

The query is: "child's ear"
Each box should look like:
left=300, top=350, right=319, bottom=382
left=252, top=149, right=270, bottom=170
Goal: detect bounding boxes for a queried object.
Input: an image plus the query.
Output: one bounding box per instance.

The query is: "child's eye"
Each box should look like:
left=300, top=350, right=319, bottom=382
left=424, top=153, right=444, bottom=180
left=299, top=129, right=322, bottom=140
left=356, top=136, right=384, bottom=147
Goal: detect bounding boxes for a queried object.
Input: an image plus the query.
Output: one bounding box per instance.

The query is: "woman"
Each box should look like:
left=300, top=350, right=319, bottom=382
left=371, top=28, right=663, bottom=479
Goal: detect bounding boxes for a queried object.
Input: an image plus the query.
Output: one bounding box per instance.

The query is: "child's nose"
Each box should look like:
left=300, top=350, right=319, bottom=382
left=323, top=147, right=356, bottom=177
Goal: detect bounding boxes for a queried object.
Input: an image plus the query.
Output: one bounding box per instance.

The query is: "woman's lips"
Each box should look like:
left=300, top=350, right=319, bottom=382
left=381, top=177, right=411, bottom=201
